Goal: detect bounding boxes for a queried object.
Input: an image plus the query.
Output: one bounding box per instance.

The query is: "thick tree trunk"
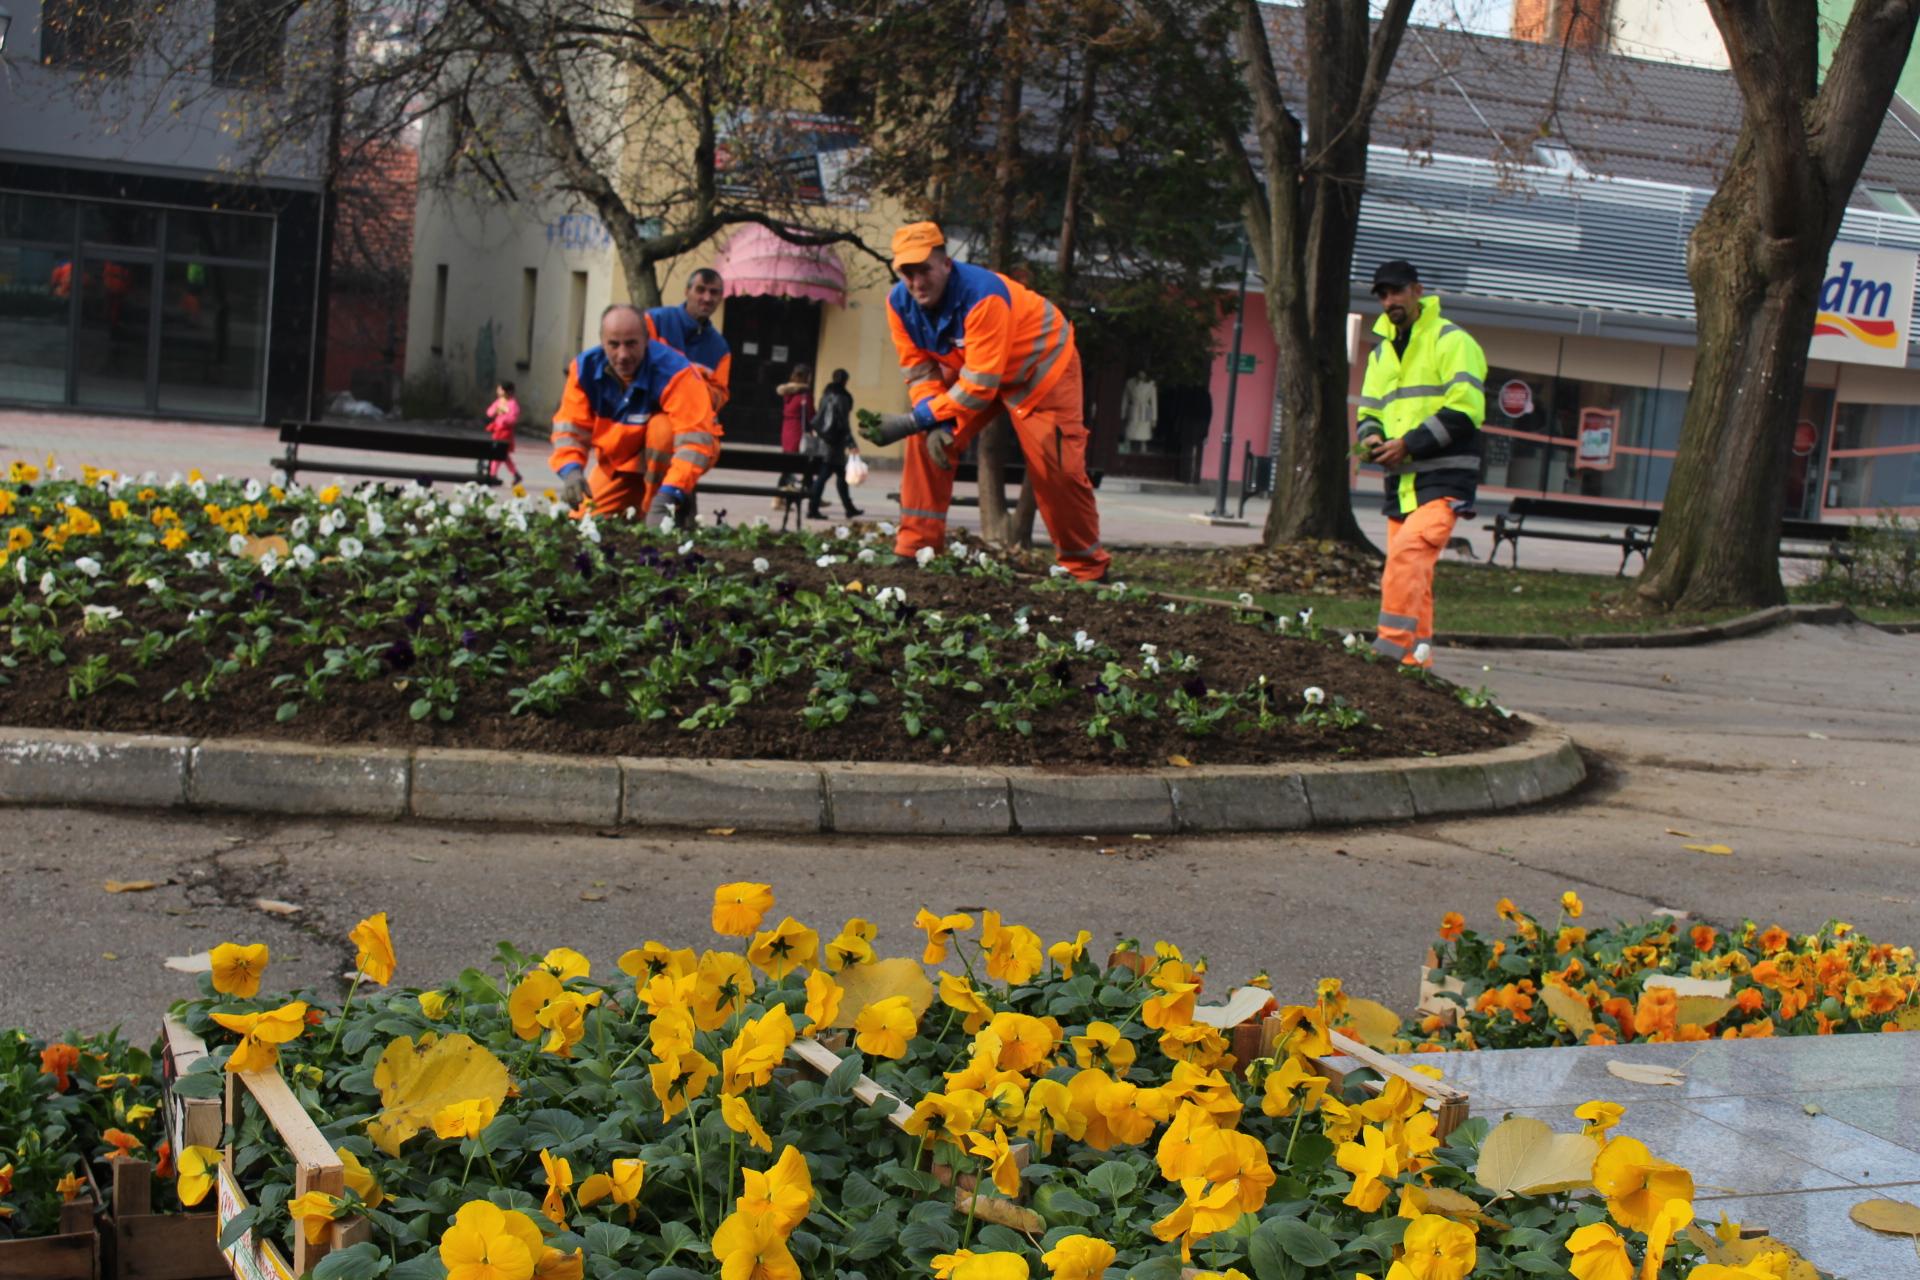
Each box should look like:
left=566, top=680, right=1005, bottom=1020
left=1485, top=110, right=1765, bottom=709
left=977, top=20, right=1025, bottom=546
left=1637, top=188, right=1820, bottom=611
left=619, top=255, right=664, bottom=309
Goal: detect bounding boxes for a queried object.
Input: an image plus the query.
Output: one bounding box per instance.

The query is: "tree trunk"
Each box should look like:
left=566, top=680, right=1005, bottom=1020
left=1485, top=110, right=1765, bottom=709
left=1055, top=52, right=1099, bottom=296
left=1636, top=179, right=1819, bottom=611
left=619, top=254, right=664, bottom=309
left=977, top=13, right=1026, bottom=545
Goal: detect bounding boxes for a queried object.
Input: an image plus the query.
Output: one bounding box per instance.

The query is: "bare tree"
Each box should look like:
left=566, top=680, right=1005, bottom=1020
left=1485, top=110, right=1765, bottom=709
left=1636, top=0, right=1920, bottom=612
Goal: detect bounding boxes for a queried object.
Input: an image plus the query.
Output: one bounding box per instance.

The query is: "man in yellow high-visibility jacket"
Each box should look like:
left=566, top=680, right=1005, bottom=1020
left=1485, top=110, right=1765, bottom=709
left=1355, top=260, right=1487, bottom=668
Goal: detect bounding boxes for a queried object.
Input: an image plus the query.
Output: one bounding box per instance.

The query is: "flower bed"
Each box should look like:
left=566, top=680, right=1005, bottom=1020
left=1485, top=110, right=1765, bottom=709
left=1401, top=894, right=1920, bottom=1051
left=0, top=465, right=1517, bottom=767
left=153, top=889, right=1823, bottom=1280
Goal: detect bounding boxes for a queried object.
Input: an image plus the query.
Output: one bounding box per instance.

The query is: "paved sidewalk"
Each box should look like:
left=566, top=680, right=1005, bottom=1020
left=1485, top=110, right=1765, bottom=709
left=1405, top=1035, right=1920, bottom=1277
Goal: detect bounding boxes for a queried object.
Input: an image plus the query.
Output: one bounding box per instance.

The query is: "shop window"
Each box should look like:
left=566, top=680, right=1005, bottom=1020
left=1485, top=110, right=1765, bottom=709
left=1, top=192, right=74, bottom=244
left=1827, top=403, right=1920, bottom=513
left=167, top=210, right=273, bottom=262
left=38, top=0, right=135, bottom=73
left=0, top=244, right=73, bottom=405
left=431, top=264, right=448, bottom=355
left=212, top=0, right=292, bottom=88
left=81, top=203, right=158, bottom=248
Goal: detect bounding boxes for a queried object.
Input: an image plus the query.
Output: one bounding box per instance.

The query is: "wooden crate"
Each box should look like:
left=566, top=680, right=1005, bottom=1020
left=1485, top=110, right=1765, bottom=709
left=159, top=1015, right=222, bottom=1155
left=101, top=1159, right=228, bottom=1280
left=218, top=1068, right=369, bottom=1280
left=0, top=1194, right=102, bottom=1280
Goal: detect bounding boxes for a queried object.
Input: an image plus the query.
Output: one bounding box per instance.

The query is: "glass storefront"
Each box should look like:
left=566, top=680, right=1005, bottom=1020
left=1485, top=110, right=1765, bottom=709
left=0, top=191, right=273, bottom=418
left=1825, top=403, right=1920, bottom=512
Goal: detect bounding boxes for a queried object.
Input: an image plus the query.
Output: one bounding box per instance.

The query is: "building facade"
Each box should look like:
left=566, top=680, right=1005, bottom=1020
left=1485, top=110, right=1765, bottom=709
left=0, top=0, right=329, bottom=423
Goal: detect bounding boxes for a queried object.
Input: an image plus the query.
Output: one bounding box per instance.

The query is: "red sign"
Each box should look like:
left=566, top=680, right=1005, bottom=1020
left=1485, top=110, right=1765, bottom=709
left=1792, top=420, right=1818, bottom=456
left=1575, top=408, right=1619, bottom=471
left=1498, top=379, right=1534, bottom=418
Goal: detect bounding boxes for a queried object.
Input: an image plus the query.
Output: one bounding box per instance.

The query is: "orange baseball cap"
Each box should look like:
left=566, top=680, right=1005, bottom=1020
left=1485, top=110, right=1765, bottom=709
left=891, top=222, right=946, bottom=270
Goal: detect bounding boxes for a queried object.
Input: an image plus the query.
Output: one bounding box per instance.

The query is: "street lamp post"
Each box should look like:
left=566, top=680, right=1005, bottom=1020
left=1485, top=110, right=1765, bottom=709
left=1209, top=238, right=1253, bottom=519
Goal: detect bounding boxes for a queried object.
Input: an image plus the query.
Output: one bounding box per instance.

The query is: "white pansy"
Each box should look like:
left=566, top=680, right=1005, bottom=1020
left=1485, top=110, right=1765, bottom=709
left=289, top=516, right=310, bottom=539
left=878, top=521, right=896, bottom=535
left=145, top=576, right=166, bottom=593
left=1072, top=630, right=1096, bottom=653
left=875, top=586, right=904, bottom=607
left=1343, top=633, right=1359, bottom=649
left=185, top=551, right=211, bottom=569
left=189, top=480, right=208, bottom=500
left=258, top=550, right=280, bottom=574
left=816, top=554, right=843, bottom=568
left=1303, top=686, right=1326, bottom=706
left=292, top=544, right=317, bottom=570
left=1275, top=616, right=1290, bottom=632
left=338, top=536, right=364, bottom=560
left=365, top=509, right=387, bottom=537
left=661, top=516, right=677, bottom=533
left=39, top=570, right=55, bottom=595
left=243, top=478, right=263, bottom=501
left=228, top=533, right=249, bottom=556
left=915, top=546, right=936, bottom=567
left=82, top=604, right=123, bottom=624
left=1237, top=592, right=1255, bottom=607
left=836, top=525, right=850, bottom=540
left=678, top=540, right=695, bottom=555
left=1049, top=565, right=1069, bottom=578
left=1048, top=614, right=1063, bottom=623
left=752, top=557, right=771, bottom=573
left=271, top=469, right=288, bottom=487
left=1107, top=580, right=1127, bottom=592
left=506, top=511, right=528, bottom=533
left=14, top=556, right=27, bottom=583
left=74, top=556, right=101, bottom=578
left=1164, top=602, right=1177, bottom=613
left=1014, top=616, right=1030, bottom=636
left=857, top=548, right=876, bottom=563
left=318, top=513, right=339, bottom=536
left=579, top=516, right=602, bottom=545
left=449, top=501, right=467, bottom=517
left=1298, top=607, right=1314, bottom=625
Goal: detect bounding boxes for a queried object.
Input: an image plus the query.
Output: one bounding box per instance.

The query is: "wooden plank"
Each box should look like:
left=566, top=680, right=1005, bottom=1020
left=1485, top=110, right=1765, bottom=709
left=112, top=1212, right=227, bottom=1280
left=61, top=1197, right=97, bottom=1237
left=784, top=1038, right=916, bottom=1131
left=1260, top=1016, right=1471, bottom=1140
left=223, top=1069, right=347, bottom=1277
left=112, top=1160, right=153, bottom=1218
left=160, top=1017, right=222, bottom=1153
left=0, top=1230, right=99, bottom=1280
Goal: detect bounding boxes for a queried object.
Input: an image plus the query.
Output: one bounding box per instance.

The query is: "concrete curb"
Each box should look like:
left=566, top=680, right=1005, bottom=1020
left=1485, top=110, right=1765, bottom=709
left=0, top=713, right=1582, bottom=834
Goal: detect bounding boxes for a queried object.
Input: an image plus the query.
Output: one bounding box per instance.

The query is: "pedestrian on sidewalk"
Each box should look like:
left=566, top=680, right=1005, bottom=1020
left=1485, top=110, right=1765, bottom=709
left=485, top=381, right=524, bottom=484
left=1356, top=259, right=1487, bottom=668
left=806, top=369, right=862, bottom=519
left=776, top=364, right=814, bottom=498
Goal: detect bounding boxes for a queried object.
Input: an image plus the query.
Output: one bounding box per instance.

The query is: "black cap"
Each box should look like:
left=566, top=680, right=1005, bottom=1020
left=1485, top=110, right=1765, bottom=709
left=1371, top=259, right=1419, bottom=295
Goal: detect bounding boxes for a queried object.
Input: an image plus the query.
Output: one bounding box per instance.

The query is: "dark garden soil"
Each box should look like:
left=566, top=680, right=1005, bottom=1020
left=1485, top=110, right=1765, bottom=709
left=3, top=530, right=1522, bottom=768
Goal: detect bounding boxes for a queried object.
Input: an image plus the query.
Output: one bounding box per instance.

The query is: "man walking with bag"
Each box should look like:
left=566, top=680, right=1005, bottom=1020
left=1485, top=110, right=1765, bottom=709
left=806, top=369, right=862, bottom=519
left=1355, top=259, right=1486, bottom=668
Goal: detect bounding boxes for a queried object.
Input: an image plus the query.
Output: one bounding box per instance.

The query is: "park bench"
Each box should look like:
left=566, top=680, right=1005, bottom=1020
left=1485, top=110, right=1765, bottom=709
left=1486, top=496, right=1659, bottom=574
left=272, top=420, right=509, bottom=487
left=695, top=442, right=817, bottom=530
left=1240, top=440, right=1275, bottom=518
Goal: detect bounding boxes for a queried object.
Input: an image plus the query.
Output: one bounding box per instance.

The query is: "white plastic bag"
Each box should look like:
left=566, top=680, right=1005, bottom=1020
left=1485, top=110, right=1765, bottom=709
left=844, top=453, right=870, bottom=487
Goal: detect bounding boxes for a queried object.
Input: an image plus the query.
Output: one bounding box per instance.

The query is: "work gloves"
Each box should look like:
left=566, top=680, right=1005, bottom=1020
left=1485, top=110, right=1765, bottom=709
left=924, top=427, right=956, bottom=471
left=654, top=484, right=687, bottom=520
left=556, top=464, right=588, bottom=509
left=911, top=397, right=940, bottom=431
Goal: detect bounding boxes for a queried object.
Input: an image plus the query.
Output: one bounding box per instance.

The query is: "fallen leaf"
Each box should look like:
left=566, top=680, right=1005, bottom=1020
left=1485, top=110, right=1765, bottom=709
left=953, top=1192, right=1044, bottom=1234
left=1682, top=843, right=1734, bottom=856
left=1890, top=1007, right=1920, bottom=1031
left=104, top=879, right=158, bottom=893
left=1684, top=1226, right=1820, bottom=1280
left=1644, top=975, right=1738, bottom=1028
left=1338, top=998, right=1406, bottom=1051
left=829, top=957, right=935, bottom=1030
left=1807, top=731, right=1828, bottom=740
left=367, top=1033, right=510, bottom=1156
left=102, top=952, right=119, bottom=961
left=1538, top=984, right=1596, bottom=1036
left=1414, top=1185, right=1511, bottom=1230
left=1664, top=828, right=1697, bottom=838
left=1167, top=754, right=1194, bottom=768
left=1097, top=847, right=1119, bottom=856
left=254, top=898, right=302, bottom=915
left=1644, top=976, right=1733, bottom=998
left=1130, top=834, right=1154, bottom=841
left=579, top=891, right=606, bottom=902
left=1607, top=1059, right=1687, bottom=1086
left=1473, top=1116, right=1601, bottom=1197
left=241, top=535, right=291, bottom=562
left=1852, top=1199, right=1920, bottom=1236
left=1803, top=1103, right=1824, bottom=1117
left=408, top=854, right=435, bottom=863
left=706, top=827, right=737, bottom=837
left=164, top=952, right=213, bottom=973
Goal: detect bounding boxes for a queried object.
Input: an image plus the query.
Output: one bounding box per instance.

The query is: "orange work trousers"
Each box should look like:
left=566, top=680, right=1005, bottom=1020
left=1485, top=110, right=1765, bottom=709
left=1375, top=497, right=1459, bottom=667
left=585, top=419, right=678, bottom=519
left=894, top=350, right=1110, bottom=581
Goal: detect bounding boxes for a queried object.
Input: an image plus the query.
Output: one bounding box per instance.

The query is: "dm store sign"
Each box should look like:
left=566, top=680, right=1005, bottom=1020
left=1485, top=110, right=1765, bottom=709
left=1810, top=243, right=1917, bottom=368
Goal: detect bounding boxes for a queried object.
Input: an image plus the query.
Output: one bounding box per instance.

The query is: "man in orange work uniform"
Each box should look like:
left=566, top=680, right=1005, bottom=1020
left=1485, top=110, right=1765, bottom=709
left=647, top=268, right=732, bottom=410
left=864, top=222, right=1108, bottom=581
left=551, top=304, right=722, bottom=520
left=1355, top=260, right=1487, bottom=668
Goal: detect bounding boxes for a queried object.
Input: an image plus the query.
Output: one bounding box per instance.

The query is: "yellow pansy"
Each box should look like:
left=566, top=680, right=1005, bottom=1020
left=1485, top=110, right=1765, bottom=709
left=739, top=1145, right=812, bottom=1232
left=853, top=996, right=916, bottom=1058
left=419, top=991, right=450, bottom=1020
left=1336, top=1125, right=1400, bottom=1211
left=712, top=882, right=775, bottom=937
left=350, top=912, right=396, bottom=984
left=618, top=941, right=697, bottom=982
left=721, top=1094, right=773, bottom=1151
left=208, top=942, right=270, bottom=998
left=286, top=1190, right=341, bottom=1245
left=541, top=947, right=590, bottom=981
left=337, top=1145, right=384, bottom=1208
left=1400, top=1213, right=1477, bottom=1280
left=1562, top=891, right=1585, bottom=919
left=440, top=1200, right=544, bottom=1280
left=577, top=1157, right=645, bottom=1222
left=746, top=916, right=820, bottom=980
left=823, top=918, right=878, bottom=971
left=904, top=1089, right=987, bottom=1149
left=914, top=908, right=974, bottom=964
left=939, top=973, right=996, bottom=1035
left=509, top=970, right=564, bottom=1040
left=649, top=1050, right=717, bottom=1122
left=1070, top=1022, right=1136, bottom=1077
left=692, top=950, right=757, bottom=1031
left=1048, top=930, right=1093, bottom=969
left=1041, top=1235, right=1114, bottom=1280
left=539, top=1148, right=572, bottom=1225
left=1576, top=1100, right=1626, bottom=1137
left=932, top=1251, right=1029, bottom=1280
left=1593, top=1136, right=1694, bottom=1231
left=712, top=1209, right=800, bottom=1280
left=432, top=1097, right=499, bottom=1141
left=721, top=1004, right=796, bottom=1094
left=176, top=1145, right=222, bottom=1207
left=1565, top=1222, right=1633, bottom=1280
left=802, top=968, right=843, bottom=1033
left=980, top=911, right=1044, bottom=984
left=211, top=1001, right=308, bottom=1074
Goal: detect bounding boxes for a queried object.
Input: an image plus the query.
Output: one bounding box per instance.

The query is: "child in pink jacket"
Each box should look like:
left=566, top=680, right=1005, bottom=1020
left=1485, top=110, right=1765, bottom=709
left=485, top=381, right=524, bottom=483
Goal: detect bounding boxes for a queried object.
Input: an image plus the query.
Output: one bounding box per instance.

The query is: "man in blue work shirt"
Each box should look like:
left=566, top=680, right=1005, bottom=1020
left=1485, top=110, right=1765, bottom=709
left=647, top=268, right=731, bottom=409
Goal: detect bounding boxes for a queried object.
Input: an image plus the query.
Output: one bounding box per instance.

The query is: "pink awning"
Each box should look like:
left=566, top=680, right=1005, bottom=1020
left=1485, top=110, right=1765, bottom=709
left=715, top=224, right=847, bottom=305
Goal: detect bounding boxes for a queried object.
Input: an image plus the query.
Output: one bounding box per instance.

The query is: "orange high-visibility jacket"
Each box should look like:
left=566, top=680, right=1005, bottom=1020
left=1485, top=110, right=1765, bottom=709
left=645, top=305, right=732, bottom=410
left=886, top=261, right=1076, bottom=449
left=550, top=341, right=722, bottom=489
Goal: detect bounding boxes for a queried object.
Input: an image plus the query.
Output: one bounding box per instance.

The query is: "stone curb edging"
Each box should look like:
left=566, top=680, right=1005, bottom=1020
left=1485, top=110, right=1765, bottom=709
left=1157, top=595, right=1914, bottom=651
left=0, top=714, right=1581, bottom=835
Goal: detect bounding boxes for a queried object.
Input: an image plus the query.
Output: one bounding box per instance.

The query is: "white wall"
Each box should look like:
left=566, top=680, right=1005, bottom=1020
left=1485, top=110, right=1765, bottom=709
left=0, top=1, right=323, bottom=186
left=1608, top=0, right=1728, bottom=68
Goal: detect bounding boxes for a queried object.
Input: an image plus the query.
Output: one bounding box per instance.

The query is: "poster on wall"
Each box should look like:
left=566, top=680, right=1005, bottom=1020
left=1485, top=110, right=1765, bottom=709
left=1575, top=408, right=1618, bottom=471
left=1810, top=243, right=1917, bottom=368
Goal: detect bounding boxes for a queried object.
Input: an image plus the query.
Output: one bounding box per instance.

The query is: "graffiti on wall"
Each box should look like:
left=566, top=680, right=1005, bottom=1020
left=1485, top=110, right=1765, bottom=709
left=546, top=214, right=614, bottom=252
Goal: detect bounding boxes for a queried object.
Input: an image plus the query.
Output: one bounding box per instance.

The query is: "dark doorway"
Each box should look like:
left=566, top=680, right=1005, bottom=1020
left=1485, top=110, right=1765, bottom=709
left=719, top=295, right=821, bottom=445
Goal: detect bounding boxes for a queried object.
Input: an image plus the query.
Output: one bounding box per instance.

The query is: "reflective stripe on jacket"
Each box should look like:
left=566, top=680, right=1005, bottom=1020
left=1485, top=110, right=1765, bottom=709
left=550, top=342, right=723, bottom=489
left=1355, top=295, right=1487, bottom=517
left=646, top=305, right=733, bottom=409
left=885, top=261, right=1075, bottom=449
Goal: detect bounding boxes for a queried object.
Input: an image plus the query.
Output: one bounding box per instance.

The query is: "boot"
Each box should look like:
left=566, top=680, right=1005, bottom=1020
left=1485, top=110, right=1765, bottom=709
left=806, top=505, right=827, bottom=519
left=844, top=505, right=864, bottom=518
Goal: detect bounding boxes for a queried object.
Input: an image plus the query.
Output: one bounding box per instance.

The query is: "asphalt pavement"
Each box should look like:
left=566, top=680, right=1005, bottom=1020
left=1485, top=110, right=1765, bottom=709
left=2, top=621, right=1912, bottom=1040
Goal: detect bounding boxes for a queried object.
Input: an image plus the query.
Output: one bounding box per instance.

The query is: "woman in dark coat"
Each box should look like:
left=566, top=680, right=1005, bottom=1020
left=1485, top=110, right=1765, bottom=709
left=806, top=368, right=862, bottom=519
